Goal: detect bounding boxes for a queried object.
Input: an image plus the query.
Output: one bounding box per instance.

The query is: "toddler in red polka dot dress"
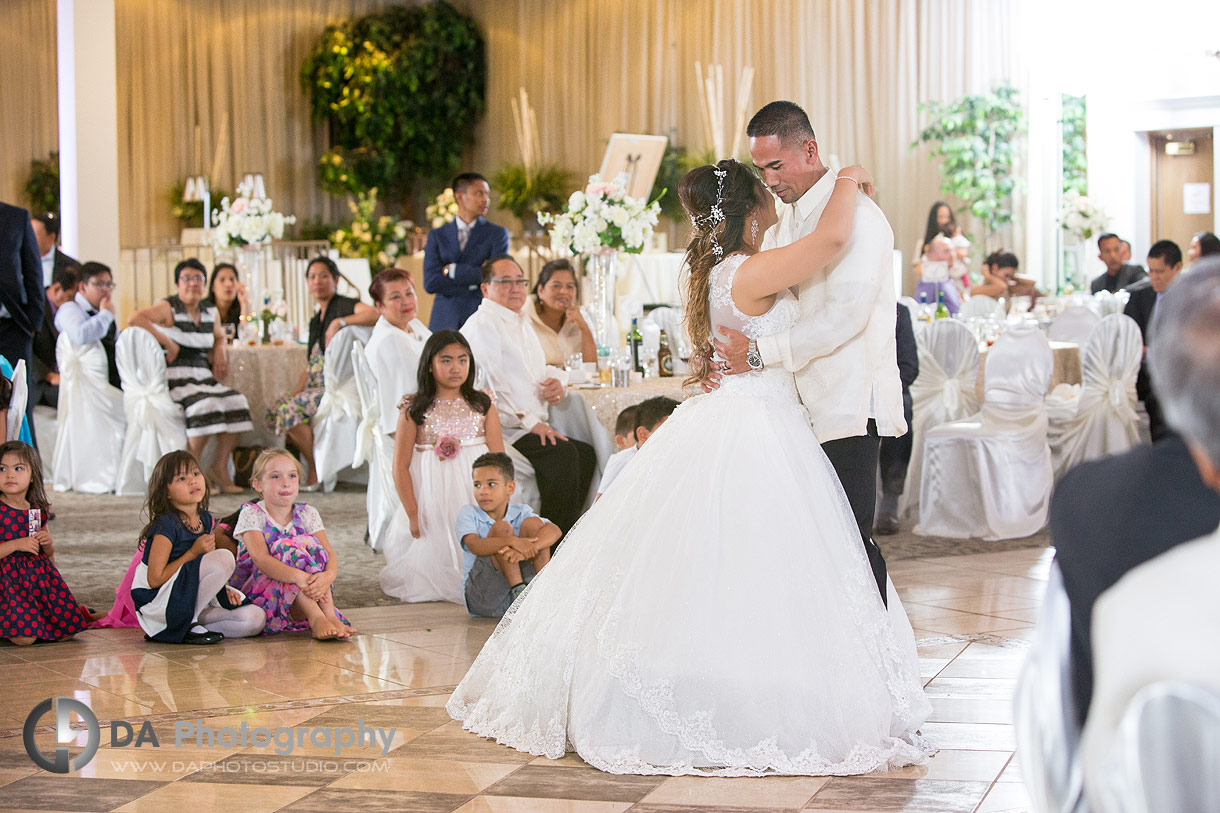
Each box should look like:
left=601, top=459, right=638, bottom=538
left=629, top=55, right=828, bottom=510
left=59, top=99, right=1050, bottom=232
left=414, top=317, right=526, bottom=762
left=0, top=441, right=87, bottom=645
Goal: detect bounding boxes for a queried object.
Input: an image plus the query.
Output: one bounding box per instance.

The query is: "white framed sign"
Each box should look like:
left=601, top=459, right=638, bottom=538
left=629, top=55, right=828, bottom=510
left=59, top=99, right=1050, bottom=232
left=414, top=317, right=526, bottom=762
left=598, top=133, right=668, bottom=200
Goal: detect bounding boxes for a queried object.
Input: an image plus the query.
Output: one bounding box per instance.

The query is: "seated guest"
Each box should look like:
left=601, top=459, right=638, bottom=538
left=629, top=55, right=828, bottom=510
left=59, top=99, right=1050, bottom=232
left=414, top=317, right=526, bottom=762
left=363, top=267, right=431, bottom=438
left=1119, top=239, right=1137, bottom=266
left=32, top=263, right=79, bottom=408
left=875, top=302, right=919, bottom=535
left=916, top=201, right=971, bottom=296
left=267, top=256, right=376, bottom=485
left=455, top=452, right=560, bottom=617
left=1188, top=231, right=1220, bottom=264
left=29, top=212, right=77, bottom=288
left=613, top=404, right=639, bottom=451
left=914, top=234, right=962, bottom=314
left=205, top=262, right=247, bottom=336
left=970, top=250, right=1043, bottom=304
left=597, top=396, right=679, bottom=499
left=1082, top=258, right=1220, bottom=810
left=54, top=261, right=120, bottom=389
left=423, top=172, right=510, bottom=330
left=1090, top=232, right=1146, bottom=293
left=461, top=254, right=597, bottom=535
left=1050, top=262, right=1220, bottom=738
left=526, top=259, right=596, bottom=366
left=128, top=258, right=253, bottom=494
left=1124, top=239, right=1184, bottom=442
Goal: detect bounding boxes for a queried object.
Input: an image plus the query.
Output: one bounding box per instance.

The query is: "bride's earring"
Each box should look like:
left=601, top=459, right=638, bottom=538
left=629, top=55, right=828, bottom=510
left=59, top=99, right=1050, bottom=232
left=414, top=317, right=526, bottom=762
left=751, top=218, right=759, bottom=246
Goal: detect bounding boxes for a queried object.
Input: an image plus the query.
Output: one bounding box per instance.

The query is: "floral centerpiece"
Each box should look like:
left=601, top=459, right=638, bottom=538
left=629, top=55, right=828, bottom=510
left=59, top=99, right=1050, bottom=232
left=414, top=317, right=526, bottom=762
left=209, top=178, right=295, bottom=251
left=1058, top=193, right=1109, bottom=242
left=330, top=189, right=409, bottom=273
left=537, top=173, right=662, bottom=256
left=538, top=173, right=663, bottom=347
left=258, top=296, right=290, bottom=344
left=426, top=188, right=459, bottom=229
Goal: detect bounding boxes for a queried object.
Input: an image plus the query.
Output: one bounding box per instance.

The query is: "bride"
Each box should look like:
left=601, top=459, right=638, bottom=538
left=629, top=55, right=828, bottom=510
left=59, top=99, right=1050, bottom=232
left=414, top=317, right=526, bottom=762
left=447, top=159, right=932, bottom=776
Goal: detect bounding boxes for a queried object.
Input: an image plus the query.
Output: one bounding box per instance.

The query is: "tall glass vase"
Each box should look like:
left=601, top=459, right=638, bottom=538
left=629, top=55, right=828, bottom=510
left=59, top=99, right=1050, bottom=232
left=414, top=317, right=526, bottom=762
left=587, top=248, right=619, bottom=349
left=237, top=243, right=267, bottom=336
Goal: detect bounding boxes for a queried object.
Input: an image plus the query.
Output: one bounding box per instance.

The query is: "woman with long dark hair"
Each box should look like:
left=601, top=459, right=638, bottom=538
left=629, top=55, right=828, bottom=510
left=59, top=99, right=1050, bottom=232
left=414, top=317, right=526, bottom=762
left=448, top=159, right=931, bottom=776
left=916, top=201, right=971, bottom=299
left=204, top=262, right=247, bottom=335
left=379, top=330, right=503, bottom=604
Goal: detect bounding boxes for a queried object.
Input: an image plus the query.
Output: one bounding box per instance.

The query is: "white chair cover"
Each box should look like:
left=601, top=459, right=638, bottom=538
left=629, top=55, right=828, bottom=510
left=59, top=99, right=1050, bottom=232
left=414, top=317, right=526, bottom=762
left=1015, top=562, right=1087, bottom=813
left=7, top=360, right=27, bottom=442
left=902, top=319, right=981, bottom=518
left=51, top=332, right=126, bottom=493
left=350, top=340, right=399, bottom=550
left=917, top=327, right=1053, bottom=540
left=114, top=328, right=187, bottom=496
left=962, top=294, right=1004, bottom=320
left=1092, top=682, right=1220, bottom=813
left=1092, top=290, right=1125, bottom=317
left=1048, top=306, right=1101, bottom=344
left=313, top=325, right=373, bottom=492
left=1046, top=314, right=1143, bottom=479
left=642, top=306, right=690, bottom=374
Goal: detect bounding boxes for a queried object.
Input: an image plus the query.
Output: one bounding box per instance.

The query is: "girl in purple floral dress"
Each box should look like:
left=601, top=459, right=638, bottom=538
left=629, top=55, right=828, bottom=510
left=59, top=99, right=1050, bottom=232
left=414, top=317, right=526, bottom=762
left=230, top=448, right=354, bottom=640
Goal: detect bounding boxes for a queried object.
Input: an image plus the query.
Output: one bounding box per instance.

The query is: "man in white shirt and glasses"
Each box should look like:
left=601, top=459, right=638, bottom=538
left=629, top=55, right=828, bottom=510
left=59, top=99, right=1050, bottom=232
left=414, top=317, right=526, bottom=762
left=712, top=100, right=904, bottom=606
left=54, top=261, right=121, bottom=390
left=461, top=255, right=597, bottom=536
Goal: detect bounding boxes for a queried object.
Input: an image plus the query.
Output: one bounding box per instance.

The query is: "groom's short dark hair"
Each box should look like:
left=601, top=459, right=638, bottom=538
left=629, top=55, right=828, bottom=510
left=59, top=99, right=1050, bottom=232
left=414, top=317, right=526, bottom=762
left=747, top=101, right=816, bottom=146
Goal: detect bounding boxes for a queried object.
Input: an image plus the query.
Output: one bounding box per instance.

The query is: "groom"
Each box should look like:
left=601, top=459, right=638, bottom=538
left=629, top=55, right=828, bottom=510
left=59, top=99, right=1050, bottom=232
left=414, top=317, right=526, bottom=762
left=714, top=101, right=905, bottom=606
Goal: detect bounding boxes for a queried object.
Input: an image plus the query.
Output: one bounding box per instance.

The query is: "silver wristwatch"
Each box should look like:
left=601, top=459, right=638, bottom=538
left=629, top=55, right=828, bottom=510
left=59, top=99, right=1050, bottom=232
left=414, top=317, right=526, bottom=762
left=746, top=339, right=763, bottom=371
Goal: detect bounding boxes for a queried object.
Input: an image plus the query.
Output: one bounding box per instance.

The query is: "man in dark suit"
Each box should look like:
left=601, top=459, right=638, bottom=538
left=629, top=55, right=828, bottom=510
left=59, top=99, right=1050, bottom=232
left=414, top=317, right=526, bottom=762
left=31, top=263, right=80, bottom=408
left=30, top=212, right=78, bottom=288
left=1123, top=239, right=1183, bottom=442
left=875, top=302, right=919, bottom=535
left=423, top=172, right=510, bottom=330
left=1089, top=232, right=1146, bottom=294
left=0, top=201, right=47, bottom=446
left=1051, top=259, right=1220, bottom=728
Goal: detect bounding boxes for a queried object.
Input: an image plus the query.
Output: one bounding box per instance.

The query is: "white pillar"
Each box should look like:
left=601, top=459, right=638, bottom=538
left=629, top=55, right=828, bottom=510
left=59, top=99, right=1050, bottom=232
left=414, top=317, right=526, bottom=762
left=57, top=0, right=120, bottom=270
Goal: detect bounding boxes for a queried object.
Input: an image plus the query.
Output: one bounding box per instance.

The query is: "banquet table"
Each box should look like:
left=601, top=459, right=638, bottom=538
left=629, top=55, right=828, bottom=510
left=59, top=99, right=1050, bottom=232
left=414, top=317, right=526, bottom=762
left=573, top=376, right=693, bottom=434
left=222, top=343, right=308, bottom=445
left=976, top=340, right=1081, bottom=402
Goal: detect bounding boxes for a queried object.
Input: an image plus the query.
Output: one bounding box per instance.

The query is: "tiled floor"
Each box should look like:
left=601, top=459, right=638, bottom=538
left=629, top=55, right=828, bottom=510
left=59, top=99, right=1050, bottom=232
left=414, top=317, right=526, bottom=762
left=0, top=547, right=1049, bottom=812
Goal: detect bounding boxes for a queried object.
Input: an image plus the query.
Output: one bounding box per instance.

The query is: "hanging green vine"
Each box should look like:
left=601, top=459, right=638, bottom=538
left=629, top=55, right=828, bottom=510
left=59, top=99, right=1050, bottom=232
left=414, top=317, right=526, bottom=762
left=1061, top=94, right=1087, bottom=197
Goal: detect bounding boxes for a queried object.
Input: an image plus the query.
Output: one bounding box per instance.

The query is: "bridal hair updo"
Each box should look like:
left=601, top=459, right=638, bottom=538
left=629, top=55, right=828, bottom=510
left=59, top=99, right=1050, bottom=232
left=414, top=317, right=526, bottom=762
left=678, top=158, right=770, bottom=386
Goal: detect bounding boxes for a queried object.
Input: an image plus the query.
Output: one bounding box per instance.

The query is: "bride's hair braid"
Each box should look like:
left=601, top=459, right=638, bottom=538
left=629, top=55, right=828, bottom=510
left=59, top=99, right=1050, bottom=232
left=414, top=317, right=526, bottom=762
left=678, top=159, right=768, bottom=386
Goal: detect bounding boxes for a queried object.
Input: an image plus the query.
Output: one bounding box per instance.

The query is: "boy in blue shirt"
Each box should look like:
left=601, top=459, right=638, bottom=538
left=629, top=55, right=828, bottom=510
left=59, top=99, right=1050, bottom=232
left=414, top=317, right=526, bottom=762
left=455, top=452, right=561, bottom=617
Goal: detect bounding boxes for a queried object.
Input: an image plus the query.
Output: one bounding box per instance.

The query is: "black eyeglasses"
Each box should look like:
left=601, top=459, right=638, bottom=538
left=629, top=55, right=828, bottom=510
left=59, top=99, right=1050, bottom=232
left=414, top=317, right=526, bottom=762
left=489, top=278, right=528, bottom=288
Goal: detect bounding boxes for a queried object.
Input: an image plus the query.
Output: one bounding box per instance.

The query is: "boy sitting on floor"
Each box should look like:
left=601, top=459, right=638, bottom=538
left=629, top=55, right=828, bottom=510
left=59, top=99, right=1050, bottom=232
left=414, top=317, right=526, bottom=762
left=597, top=396, right=680, bottom=499
left=455, top=452, right=561, bottom=618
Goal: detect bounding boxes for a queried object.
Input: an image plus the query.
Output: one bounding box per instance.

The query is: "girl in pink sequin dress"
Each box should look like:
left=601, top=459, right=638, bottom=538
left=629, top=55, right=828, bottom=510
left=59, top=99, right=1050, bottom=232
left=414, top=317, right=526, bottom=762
left=379, top=330, right=504, bottom=603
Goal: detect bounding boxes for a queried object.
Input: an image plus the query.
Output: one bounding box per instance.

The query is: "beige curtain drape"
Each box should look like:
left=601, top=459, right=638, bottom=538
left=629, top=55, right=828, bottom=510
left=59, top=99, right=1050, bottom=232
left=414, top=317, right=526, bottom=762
left=0, top=0, right=59, bottom=213
left=3, top=0, right=1025, bottom=283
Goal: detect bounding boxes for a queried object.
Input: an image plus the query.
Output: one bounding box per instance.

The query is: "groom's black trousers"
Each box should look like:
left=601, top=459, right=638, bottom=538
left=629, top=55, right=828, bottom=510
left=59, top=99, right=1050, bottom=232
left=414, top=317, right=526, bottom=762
left=821, top=419, right=888, bottom=607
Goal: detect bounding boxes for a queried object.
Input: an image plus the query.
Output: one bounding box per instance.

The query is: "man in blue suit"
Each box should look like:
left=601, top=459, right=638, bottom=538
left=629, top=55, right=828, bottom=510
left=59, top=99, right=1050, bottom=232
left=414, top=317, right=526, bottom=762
left=424, top=172, right=510, bottom=330
left=0, top=201, right=48, bottom=447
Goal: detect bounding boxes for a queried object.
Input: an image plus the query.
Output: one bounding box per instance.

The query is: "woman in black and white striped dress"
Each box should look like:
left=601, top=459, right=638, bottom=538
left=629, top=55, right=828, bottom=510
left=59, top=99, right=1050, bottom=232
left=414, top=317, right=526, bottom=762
left=129, top=258, right=253, bottom=493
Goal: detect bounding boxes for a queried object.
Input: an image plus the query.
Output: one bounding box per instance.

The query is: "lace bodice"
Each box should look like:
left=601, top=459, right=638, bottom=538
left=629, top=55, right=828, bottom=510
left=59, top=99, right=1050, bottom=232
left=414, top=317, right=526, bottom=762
left=709, top=253, right=799, bottom=341
left=708, top=253, right=800, bottom=401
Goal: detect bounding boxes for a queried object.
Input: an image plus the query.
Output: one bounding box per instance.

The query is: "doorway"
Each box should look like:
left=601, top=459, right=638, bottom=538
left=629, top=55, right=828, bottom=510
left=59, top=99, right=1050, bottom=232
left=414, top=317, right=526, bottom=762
left=1149, top=127, right=1214, bottom=253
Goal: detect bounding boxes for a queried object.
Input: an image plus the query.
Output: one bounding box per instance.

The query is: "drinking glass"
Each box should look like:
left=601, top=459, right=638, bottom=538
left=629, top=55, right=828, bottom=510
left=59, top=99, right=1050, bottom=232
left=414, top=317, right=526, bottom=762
left=223, top=323, right=236, bottom=345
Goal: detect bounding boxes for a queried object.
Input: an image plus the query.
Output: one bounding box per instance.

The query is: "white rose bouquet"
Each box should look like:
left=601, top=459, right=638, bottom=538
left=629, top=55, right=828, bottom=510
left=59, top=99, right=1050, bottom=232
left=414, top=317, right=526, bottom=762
left=537, top=173, right=662, bottom=256
left=209, top=178, right=296, bottom=251
left=426, top=188, right=459, bottom=230
left=1058, top=193, right=1109, bottom=242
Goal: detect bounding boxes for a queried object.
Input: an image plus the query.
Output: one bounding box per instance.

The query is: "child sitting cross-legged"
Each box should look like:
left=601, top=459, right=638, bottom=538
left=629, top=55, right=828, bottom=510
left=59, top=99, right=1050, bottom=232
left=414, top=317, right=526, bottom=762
left=455, top=452, right=561, bottom=618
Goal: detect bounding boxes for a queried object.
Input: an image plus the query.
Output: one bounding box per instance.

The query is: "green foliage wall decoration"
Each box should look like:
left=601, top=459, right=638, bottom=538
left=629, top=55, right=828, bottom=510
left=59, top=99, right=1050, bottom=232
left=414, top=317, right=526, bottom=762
left=1061, top=94, right=1087, bottom=198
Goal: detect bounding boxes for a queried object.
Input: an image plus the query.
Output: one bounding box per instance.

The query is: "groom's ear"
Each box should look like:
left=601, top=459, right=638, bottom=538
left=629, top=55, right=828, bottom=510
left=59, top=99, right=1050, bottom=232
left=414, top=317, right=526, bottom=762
left=803, top=138, right=819, bottom=164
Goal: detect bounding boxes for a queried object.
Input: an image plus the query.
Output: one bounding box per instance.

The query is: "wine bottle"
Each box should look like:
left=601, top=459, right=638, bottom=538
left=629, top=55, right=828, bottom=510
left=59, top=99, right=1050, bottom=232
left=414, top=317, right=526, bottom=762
left=657, top=330, right=673, bottom=377
left=628, top=318, right=643, bottom=374
left=934, top=290, right=950, bottom=319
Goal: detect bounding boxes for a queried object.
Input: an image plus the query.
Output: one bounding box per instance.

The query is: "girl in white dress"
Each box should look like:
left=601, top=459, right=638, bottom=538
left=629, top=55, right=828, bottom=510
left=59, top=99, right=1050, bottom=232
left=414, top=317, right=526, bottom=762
left=380, top=330, right=504, bottom=603
left=448, top=160, right=932, bottom=776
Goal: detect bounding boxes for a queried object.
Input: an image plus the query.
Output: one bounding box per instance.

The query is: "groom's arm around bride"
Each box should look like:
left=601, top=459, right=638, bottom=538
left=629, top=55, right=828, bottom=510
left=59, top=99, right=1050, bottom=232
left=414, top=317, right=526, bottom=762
left=715, top=101, right=905, bottom=605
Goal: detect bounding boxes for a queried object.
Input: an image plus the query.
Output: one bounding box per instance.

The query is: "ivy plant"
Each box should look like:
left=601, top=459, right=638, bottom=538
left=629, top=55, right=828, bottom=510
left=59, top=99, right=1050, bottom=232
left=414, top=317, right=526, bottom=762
left=1061, top=94, right=1087, bottom=197
left=913, top=85, right=1024, bottom=250
left=24, top=152, right=59, bottom=217
left=301, top=1, right=486, bottom=214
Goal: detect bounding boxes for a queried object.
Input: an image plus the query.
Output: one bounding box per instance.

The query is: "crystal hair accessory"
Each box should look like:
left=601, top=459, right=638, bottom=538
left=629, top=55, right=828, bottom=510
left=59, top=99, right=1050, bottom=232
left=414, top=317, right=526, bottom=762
left=692, top=164, right=728, bottom=258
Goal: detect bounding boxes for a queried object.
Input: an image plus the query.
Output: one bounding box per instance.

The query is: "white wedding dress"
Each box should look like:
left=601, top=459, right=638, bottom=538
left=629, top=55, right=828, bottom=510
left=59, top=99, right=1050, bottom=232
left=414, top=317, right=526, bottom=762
left=448, top=253, right=933, bottom=776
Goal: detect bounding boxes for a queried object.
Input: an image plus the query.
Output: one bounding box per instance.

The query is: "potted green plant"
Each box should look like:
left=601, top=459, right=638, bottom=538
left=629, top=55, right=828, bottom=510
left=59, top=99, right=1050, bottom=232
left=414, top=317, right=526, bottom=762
left=492, top=163, right=572, bottom=233
left=24, top=152, right=59, bottom=216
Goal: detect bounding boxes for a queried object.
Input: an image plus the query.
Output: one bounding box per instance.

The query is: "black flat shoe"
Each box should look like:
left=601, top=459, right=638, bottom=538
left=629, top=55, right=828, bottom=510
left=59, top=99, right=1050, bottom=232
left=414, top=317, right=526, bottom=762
left=182, top=629, right=225, bottom=645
